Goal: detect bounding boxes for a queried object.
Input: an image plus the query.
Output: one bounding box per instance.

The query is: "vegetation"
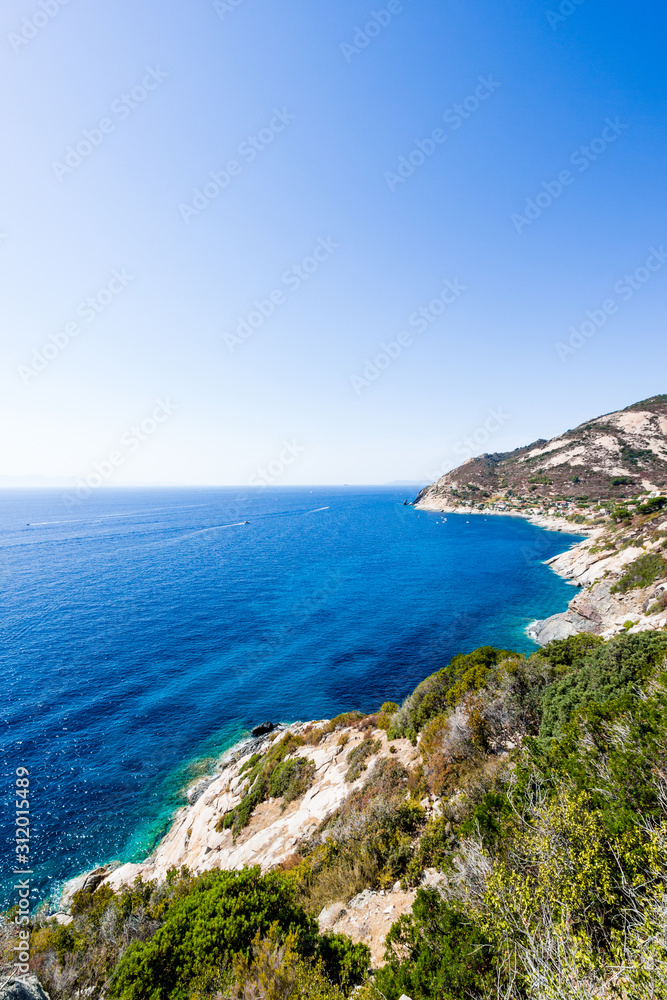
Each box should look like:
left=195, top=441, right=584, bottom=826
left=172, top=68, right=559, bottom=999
left=16, top=868, right=369, bottom=1000
left=648, top=590, right=667, bottom=616
left=345, top=739, right=381, bottom=781
left=8, top=630, right=667, bottom=1000
left=290, top=757, right=425, bottom=911
left=610, top=550, right=666, bottom=593
left=538, top=630, right=667, bottom=737
left=364, top=632, right=667, bottom=999
left=637, top=495, right=667, bottom=516
left=216, top=732, right=314, bottom=836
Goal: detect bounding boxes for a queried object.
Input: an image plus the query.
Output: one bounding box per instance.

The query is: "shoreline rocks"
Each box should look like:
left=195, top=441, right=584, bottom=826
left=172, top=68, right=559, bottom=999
left=57, top=723, right=418, bottom=902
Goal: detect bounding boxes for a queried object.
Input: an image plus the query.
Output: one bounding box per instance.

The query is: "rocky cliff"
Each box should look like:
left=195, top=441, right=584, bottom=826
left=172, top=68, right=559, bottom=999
left=57, top=720, right=430, bottom=968
left=415, top=394, right=667, bottom=644
left=528, top=510, right=667, bottom=643
left=415, top=394, right=667, bottom=508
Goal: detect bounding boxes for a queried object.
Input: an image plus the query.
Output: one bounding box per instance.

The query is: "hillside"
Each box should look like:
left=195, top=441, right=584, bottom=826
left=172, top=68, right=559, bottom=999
left=7, top=635, right=667, bottom=1000
left=415, top=394, right=667, bottom=509
left=414, top=395, right=667, bottom=647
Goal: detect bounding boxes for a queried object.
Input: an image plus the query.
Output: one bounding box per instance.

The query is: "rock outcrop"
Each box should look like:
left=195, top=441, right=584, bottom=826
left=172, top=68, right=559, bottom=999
left=71, top=723, right=418, bottom=908
left=415, top=394, right=667, bottom=508
left=0, top=978, right=51, bottom=1000
left=529, top=525, right=667, bottom=643
left=415, top=394, right=667, bottom=645
left=317, top=870, right=445, bottom=967
left=51, top=722, right=421, bottom=965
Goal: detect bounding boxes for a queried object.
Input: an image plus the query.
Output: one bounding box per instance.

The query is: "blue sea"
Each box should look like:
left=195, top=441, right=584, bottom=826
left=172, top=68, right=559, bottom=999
left=0, top=487, right=583, bottom=909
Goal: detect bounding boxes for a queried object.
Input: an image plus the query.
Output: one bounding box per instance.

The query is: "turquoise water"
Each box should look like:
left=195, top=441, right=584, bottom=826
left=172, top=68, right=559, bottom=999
left=0, top=486, right=582, bottom=907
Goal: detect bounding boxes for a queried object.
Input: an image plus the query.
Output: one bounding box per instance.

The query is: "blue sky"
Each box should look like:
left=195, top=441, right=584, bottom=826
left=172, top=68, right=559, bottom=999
left=1, top=0, right=665, bottom=486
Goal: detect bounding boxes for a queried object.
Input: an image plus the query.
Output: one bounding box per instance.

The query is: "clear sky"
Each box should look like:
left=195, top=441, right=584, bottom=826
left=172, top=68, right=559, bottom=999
left=1, top=0, right=666, bottom=486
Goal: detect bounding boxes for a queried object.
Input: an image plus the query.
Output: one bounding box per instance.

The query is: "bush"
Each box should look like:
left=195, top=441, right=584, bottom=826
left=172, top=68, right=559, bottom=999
left=374, top=891, right=493, bottom=1000
left=389, top=647, right=518, bottom=739
left=637, top=495, right=667, bottom=515
left=647, top=591, right=667, bottom=616
left=227, top=926, right=347, bottom=999
left=293, top=758, right=422, bottom=911
left=345, top=739, right=381, bottom=782
left=317, top=933, right=370, bottom=989
left=216, top=733, right=312, bottom=835
left=537, top=633, right=604, bottom=671
left=611, top=551, right=666, bottom=593
left=539, top=632, right=667, bottom=739
left=269, top=758, right=316, bottom=805
left=109, top=869, right=319, bottom=1000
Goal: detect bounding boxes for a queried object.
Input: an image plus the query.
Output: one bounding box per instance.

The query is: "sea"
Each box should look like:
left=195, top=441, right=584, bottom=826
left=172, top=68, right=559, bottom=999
left=0, top=486, right=583, bottom=910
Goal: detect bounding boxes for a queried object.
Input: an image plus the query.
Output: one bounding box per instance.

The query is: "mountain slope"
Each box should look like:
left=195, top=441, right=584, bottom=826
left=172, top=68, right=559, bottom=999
left=415, top=394, right=667, bottom=507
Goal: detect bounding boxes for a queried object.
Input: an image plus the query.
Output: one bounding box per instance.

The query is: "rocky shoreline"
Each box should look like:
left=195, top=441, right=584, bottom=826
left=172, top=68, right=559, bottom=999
left=52, top=494, right=667, bottom=972
left=414, top=497, right=667, bottom=645
left=528, top=529, right=667, bottom=644
left=55, top=720, right=427, bottom=966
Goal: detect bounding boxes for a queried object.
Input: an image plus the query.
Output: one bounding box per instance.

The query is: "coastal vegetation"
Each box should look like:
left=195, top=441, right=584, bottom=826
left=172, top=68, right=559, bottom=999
left=344, top=738, right=382, bottom=781
left=215, top=732, right=315, bottom=837
left=610, top=550, right=666, bottom=594
left=5, top=630, right=667, bottom=999
left=414, top=395, right=667, bottom=509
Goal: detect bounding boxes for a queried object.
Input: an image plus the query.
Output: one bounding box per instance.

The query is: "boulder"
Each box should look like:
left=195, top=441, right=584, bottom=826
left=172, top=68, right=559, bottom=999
left=251, top=722, right=276, bottom=737
left=528, top=613, right=579, bottom=645
left=0, top=977, right=51, bottom=1000
left=58, top=863, right=116, bottom=915
left=318, top=901, right=347, bottom=931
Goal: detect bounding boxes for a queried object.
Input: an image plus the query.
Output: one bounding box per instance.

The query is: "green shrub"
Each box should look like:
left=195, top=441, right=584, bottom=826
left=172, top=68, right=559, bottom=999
left=647, top=591, right=667, bottom=616
left=539, top=631, right=667, bottom=739
left=216, top=733, right=312, bottom=835
left=611, top=551, right=666, bottom=593
left=621, top=444, right=654, bottom=465
left=293, top=758, right=420, bottom=911
left=269, top=757, right=316, bottom=804
left=389, top=647, right=518, bottom=738
left=108, top=869, right=319, bottom=1000
left=374, top=891, right=493, bottom=1000
left=70, top=883, right=115, bottom=920
left=227, top=926, right=347, bottom=1000
left=345, top=739, right=381, bottom=782
left=317, top=933, right=370, bottom=989
left=537, top=632, right=604, bottom=671
left=636, top=496, right=667, bottom=515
